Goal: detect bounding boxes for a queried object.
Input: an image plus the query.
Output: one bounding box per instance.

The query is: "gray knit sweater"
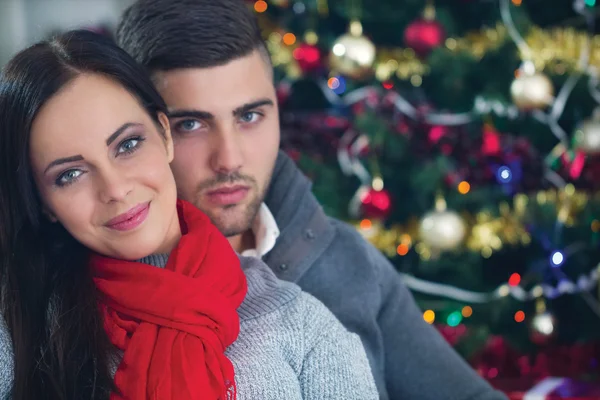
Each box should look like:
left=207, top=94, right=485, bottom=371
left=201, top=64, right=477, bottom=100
left=0, top=256, right=378, bottom=399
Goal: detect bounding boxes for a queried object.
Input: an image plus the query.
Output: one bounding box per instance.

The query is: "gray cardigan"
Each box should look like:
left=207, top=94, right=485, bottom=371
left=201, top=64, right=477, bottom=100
left=0, top=256, right=378, bottom=399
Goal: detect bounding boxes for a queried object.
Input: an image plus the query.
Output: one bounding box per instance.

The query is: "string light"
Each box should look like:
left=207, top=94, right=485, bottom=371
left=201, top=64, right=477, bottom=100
left=514, top=310, right=526, bottom=323
left=550, top=250, right=565, bottom=267
left=359, top=219, right=372, bottom=230
left=397, top=243, right=409, bottom=256
left=283, top=33, right=296, bottom=46
left=327, top=76, right=346, bottom=95
left=447, top=311, right=463, bottom=327
left=423, top=310, right=436, bottom=324
left=327, top=77, right=339, bottom=89
left=508, top=273, right=521, bottom=286
left=496, top=166, right=513, bottom=183
left=461, top=306, right=473, bottom=318
left=457, top=181, right=471, bottom=194
left=254, top=0, right=268, bottom=13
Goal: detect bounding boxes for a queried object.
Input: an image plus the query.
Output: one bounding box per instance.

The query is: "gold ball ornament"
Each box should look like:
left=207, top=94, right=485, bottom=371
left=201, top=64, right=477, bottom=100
left=510, top=67, right=554, bottom=110
left=418, top=209, right=466, bottom=251
left=574, top=108, right=600, bottom=154
left=329, top=20, right=376, bottom=80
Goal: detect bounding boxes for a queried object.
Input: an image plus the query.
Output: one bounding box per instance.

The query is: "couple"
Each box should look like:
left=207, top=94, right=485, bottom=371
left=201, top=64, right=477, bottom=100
left=0, top=0, right=507, bottom=399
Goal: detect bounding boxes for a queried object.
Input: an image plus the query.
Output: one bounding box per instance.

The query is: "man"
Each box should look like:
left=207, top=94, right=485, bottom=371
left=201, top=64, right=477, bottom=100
left=117, top=1, right=506, bottom=399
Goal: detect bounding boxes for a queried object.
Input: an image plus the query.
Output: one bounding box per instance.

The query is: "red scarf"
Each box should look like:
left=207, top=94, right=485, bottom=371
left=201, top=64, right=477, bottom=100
left=91, top=200, right=247, bottom=400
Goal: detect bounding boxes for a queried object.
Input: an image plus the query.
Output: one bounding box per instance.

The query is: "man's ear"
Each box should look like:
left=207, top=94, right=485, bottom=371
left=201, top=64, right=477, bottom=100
left=158, top=112, right=174, bottom=163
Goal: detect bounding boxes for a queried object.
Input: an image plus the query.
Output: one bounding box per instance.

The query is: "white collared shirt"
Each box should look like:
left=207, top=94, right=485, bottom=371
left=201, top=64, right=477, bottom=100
left=241, top=203, right=280, bottom=259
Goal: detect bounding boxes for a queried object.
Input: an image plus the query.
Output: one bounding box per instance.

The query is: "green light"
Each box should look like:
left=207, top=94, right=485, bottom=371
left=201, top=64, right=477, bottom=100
left=447, top=311, right=463, bottom=327
left=585, top=0, right=595, bottom=6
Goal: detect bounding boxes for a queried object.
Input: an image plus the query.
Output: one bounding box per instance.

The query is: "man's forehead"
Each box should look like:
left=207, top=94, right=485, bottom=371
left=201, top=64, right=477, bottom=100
left=155, top=71, right=275, bottom=115
left=153, top=52, right=271, bottom=88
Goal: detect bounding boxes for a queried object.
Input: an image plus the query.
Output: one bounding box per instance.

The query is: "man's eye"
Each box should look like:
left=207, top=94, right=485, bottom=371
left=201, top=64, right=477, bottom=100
left=240, top=112, right=260, bottom=123
left=177, top=120, right=202, bottom=131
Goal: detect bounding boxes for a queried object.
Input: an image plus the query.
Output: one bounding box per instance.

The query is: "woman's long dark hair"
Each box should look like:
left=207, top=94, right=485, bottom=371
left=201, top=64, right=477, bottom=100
left=0, top=30, right=169, bottom=399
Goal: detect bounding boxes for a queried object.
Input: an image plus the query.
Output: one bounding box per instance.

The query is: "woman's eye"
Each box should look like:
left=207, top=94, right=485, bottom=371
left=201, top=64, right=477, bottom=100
left=117, top=137, right=144, bottom=155
left=240, top=112, right=260, bottom=124
left=56, top=169, right=83, bottom=186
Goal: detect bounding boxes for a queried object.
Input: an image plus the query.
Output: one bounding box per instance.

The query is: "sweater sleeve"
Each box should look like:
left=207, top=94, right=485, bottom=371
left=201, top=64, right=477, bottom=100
left=298, top=293, right=378, bottom=400
left=0, top=316, right=13, bottom=399
left=370, top=244, right=508, bottom=400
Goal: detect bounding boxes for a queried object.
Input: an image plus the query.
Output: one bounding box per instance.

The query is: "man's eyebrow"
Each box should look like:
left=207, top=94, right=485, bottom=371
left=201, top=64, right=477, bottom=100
left=168, top=109, right=215, bottom=120
left=232, top=99, right=274, bottom=117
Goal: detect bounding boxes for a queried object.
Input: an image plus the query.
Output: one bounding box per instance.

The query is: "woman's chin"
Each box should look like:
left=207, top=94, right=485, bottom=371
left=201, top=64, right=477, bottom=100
left=99, top=238, right=167, bottom=262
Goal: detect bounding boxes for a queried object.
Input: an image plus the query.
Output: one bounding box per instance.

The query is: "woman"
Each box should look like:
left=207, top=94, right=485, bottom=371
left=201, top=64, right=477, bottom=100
left=0, top=30, right=378, bottom=400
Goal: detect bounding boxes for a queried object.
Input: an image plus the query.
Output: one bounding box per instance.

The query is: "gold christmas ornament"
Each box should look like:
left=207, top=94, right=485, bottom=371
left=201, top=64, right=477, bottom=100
left=510, top=64, right=554, bottom=110
left=329, top=20, right=376, bottom=79
left=418, top=196, right=466, bottom=251
left=574, top=108, right=600, bottom=154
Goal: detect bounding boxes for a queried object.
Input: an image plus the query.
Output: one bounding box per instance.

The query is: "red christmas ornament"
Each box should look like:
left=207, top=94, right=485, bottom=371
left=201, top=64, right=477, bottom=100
left=360, top=188, right=392, bottom=219
left=292, top=43, right=322, bottom=73
left=481, top=125, right=502, bottom=156
left=403, top=18, right=446, bottom=58
left=428, top=125, right=450, bottom=144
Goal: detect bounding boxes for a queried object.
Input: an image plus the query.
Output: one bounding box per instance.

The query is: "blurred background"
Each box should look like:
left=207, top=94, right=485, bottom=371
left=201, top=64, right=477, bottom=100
left=2, top=0, right=600, bottom=394
left=0, top=0, right=132, bottom=65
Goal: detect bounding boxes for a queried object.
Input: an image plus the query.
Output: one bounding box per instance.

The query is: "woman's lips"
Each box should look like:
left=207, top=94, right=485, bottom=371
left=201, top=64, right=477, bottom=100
left=105, top=202, right=151, bottom=231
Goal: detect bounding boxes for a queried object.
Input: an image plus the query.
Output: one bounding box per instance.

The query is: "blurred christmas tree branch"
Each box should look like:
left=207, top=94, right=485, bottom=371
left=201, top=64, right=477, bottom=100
left=257, top=0, right=600, bottom=375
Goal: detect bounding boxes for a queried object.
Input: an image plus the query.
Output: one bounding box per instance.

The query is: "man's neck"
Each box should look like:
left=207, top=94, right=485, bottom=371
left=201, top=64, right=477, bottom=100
left=228, top=229, right=256, bottom=253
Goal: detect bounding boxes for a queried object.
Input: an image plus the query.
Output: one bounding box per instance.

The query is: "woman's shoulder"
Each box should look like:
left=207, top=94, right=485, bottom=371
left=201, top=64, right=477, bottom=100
left=237, top=256, right=302, bottom=321
left=237, top=256, right=344, bottom=339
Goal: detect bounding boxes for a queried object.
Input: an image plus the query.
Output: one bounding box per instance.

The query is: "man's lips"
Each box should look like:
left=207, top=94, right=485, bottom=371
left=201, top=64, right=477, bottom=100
left=205, top=185, right=250, bottom=206
left=105, top=202, right=150, bottom=231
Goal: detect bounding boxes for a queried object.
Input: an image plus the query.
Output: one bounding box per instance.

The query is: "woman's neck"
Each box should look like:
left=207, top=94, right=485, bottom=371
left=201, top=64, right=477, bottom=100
left=137, top=207, right=181, bottom=267
left=154, top=206, right=183, bottom=254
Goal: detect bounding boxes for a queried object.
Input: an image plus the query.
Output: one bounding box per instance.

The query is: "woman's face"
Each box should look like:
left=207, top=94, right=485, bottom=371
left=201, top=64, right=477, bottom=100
left=29, top=73, right=180, bottom=260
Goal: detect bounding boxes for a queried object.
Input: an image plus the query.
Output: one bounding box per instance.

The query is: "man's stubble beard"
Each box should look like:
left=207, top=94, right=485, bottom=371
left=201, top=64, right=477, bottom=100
left=191, top=170, right=273, bottom=238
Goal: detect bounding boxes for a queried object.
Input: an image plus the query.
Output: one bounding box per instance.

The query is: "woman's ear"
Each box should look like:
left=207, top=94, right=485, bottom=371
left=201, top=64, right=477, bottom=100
left=158, top=112, right=174, bottom=163
left=43, top=207, right=58, bottom=223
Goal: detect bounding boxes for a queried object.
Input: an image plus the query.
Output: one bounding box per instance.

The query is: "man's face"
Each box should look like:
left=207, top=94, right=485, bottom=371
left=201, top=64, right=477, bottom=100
left=155, top=50, right=280, bottom=237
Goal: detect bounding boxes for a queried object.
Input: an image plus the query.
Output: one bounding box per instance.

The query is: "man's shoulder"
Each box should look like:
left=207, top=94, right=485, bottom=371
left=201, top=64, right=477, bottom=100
left=305, top=215, right=396, bottom=285
left=326, top=217, right=389, bottom=267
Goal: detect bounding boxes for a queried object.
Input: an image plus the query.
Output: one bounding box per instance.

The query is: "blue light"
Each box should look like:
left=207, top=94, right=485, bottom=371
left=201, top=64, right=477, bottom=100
left=496, top=166, right=513, bottom=183
left=550, top=251, right=565, bottom=267
left=332, top=76, right=346, bottom=95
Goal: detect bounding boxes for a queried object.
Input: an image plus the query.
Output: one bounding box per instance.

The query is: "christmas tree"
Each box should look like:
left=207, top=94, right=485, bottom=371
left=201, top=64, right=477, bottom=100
left=252, top=0, right=600, bottom=381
